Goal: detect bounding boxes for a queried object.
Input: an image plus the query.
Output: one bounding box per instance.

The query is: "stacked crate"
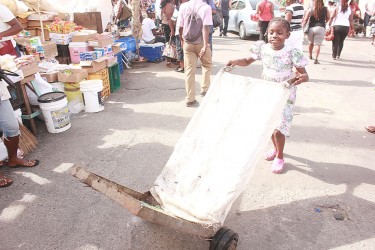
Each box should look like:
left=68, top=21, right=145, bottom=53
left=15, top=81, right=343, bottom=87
left=88, top=68, right=111, bottom=98
left=108, top=63, right=120, bottom=93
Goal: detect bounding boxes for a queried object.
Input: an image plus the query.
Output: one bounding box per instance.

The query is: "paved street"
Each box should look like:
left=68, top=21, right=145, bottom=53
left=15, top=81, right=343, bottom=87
left=1, top=32, right=375, bottom=250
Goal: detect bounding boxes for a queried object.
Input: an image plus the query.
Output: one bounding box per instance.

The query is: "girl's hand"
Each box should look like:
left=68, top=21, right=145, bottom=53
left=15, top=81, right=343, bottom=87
left=293, top=73, right=308, bottom=85
left=226, top=60, right=237, bottom=67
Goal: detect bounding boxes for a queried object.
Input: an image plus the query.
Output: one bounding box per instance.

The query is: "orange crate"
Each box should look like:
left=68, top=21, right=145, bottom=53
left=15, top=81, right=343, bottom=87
left=102, top=77, right=111, bottom=98
left=88, top=68, right=108, bottom=80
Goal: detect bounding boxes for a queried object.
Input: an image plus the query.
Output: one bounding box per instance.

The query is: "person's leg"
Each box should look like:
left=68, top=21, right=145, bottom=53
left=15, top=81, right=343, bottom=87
left=0, top=100, right=38, bottom=168
left=0, top=171, right=12, bottom=188
left=309, top=43, right=314, bottom=59
left=337, top=26, right=349, bottom=58
left=223, top=16, right=229, bottom=36
left=332, top=26, right=340, bottom=58
left=183, top=43, right=198, bottom=104
left=274, top=129, right=285, bottom=160
left=259, top=21, right=266, bottom=41
left=163, top=24, right=171, bottom=43
left=314, top=45, right=321, bottom=62
left=199, top=43, right=212, bottom=95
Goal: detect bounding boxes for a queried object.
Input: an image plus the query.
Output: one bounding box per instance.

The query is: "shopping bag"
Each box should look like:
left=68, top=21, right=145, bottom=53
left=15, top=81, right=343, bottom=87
left=325, top=28, right=334, bottom=41
left=250, top=13, right=259, bottom=22
left=162, top=38, right=177, bottom=59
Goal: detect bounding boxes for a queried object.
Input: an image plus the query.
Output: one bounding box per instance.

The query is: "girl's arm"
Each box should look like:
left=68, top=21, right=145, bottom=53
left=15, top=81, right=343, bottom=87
left=328, top=7, right=337, bottom=27
left=226, top=57, right=255, bottom=67
left=293, top=67, right=309, bottom=85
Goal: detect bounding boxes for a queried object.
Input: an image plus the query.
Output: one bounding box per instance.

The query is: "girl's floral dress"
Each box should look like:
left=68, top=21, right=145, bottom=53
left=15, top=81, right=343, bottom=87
left=249, top=41, right=308, bottom=136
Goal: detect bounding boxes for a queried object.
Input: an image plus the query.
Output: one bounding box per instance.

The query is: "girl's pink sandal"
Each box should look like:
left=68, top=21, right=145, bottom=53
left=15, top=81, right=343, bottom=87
left=271, top=158, right=284, bottom=174
left=264, top=149, right=277, bottom=161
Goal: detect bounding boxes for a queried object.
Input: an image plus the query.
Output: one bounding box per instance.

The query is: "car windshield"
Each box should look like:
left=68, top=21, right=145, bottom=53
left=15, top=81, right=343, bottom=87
left=248, top=0, right=280, bottom=10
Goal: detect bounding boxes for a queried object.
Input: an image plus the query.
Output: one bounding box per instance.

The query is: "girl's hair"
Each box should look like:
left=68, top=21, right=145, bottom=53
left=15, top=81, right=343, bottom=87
left=268, top=17, right=291, bottom=32
left=340, top=0, right=348, bottom=13
left=313, top=0, right=325, bottom=20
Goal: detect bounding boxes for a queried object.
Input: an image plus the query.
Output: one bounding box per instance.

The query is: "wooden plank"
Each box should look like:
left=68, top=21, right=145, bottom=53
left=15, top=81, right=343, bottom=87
left=69, top=165, right=216, bottom=239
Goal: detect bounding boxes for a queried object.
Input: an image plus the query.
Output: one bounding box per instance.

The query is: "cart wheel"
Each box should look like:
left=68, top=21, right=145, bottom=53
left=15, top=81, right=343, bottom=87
left=209, top=227, right=239, bottom=250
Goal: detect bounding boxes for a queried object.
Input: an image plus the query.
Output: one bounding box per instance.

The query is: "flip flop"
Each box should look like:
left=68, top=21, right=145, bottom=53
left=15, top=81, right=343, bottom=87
left=0, top=177, right=13, bottom=188
left=8, top=159, right=39, bottom=168
left=174, top=67, right=184, bottom=73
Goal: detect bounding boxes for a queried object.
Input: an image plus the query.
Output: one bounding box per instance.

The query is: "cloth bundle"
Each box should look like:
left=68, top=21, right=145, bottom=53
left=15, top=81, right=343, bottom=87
left=150, top=71, right=291, bottom=227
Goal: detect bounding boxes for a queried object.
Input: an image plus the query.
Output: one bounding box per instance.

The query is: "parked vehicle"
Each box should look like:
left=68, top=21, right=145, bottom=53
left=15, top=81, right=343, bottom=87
left=228, top=0, right=282, bottom=39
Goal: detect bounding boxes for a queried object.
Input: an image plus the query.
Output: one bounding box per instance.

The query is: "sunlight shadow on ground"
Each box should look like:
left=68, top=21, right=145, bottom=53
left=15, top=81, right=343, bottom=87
left=14, top=172, right=51, bottom=185
left=0, top=193, right=37, bottom=222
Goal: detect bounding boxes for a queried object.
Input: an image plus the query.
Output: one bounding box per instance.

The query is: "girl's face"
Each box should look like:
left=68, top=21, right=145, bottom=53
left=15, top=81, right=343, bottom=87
left=267, top=21, right=290, bottom=50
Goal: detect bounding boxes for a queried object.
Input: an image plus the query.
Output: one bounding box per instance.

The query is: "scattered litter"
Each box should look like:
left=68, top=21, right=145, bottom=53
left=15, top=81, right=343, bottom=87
left=314, top=208, right=322, bottom=213
left=334, top=211, right=345, bottom=221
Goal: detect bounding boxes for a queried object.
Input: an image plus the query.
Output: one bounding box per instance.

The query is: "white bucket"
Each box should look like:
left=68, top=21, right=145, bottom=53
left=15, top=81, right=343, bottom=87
left=80, top=80, right=104, bottom=113
left=51, top=82, right=65, bottom=92
left=38, top=92, right=71, bottom=133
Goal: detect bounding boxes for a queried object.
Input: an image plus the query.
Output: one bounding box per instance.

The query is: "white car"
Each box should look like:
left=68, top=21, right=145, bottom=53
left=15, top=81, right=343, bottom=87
left=227, top=0, right=282, bottom=39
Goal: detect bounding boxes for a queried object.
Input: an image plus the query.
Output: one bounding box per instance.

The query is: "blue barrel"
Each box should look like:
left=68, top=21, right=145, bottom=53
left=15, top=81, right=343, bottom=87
left=115, top=36, right=136, bottom=53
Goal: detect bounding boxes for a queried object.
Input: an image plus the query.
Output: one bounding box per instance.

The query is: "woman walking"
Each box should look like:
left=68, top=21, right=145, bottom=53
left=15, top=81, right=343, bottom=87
left=256, top=0, right=274, bottom=41
left=160, top=0, right=176, bottom=42
left=328, top=0, right=354, bottom=60
left=303, top=0, right=329, bottom=64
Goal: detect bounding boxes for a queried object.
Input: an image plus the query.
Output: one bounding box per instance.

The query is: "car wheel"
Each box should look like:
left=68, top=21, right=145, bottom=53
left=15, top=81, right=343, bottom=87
left=239, top=22, right=249, bottom=40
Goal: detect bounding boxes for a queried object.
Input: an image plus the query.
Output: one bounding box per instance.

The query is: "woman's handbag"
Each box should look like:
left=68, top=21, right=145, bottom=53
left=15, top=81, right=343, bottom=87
left=162, top=38, right=177, bottom=59
left=250, top=14, right=260, bottom=22
left=213, top=12, right=223, bottom=28
left=325, top=27, right=334, bottom=41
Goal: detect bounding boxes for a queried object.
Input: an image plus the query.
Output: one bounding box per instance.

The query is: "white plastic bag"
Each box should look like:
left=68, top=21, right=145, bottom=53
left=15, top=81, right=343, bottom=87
left=26, top=73, right=54, bottom=106
left=150, top=71, right=291, bottom=226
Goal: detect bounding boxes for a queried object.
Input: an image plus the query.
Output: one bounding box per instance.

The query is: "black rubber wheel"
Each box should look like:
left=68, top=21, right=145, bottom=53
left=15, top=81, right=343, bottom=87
left=239, top=22, right=249, bottom=40
left=209, top=227, right=239, bottom=250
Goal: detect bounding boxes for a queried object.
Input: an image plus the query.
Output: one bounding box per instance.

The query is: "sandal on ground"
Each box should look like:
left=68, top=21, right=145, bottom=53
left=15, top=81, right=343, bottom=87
left=271, top=158, right=284, bottom=174
left=8, top=159, right=39, bottom=168
left=365, top=126, right=375, bottom=134
left=0, top=177, right=12, bottom=188
left=186, top=100, right=196, bottom=107
left=314, top=59, right=320, bottom=64
left=309, top=55, right=313, bottom=60
left=264, top=149, right=277, bottom=161
left=174, top=67, right=184, bottom=73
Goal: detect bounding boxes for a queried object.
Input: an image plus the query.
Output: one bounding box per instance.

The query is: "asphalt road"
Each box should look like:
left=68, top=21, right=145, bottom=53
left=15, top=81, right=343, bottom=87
left=1, top=32, right=375, bottom=250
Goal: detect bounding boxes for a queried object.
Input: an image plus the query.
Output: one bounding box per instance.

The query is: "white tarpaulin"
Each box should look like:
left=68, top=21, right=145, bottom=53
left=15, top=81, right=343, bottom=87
left=150, top=71, right=291, bottom=227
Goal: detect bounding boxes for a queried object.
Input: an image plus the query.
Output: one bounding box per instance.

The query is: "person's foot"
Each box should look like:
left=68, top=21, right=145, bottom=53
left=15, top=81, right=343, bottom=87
left=309, top=55, right=313, bottom=60
left=186, top=100, right=196, bottom=107
left=271, top=158, right=284, bottom=174
left=200, top=91, right=206, bottom=97
left=336, top=56, right=340, bottom=60
left=219, top=31, right=223, bottom=36
left=314, top=59, right=320, bottom=64
left=223, top=34, right=228, bottom=37
left=7, top=158, right=39, bottom=168
left=0, top=172, right=12, bottom=188
left=174, top=67, right=184, bottom=73
left=264, top=149, right=277, bottom=161
left=365, top=126, right=375, bottom=134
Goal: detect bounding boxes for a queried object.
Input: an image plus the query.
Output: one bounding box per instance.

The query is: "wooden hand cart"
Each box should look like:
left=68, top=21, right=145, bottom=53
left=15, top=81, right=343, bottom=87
left=70, top=165, right=239, bottom=250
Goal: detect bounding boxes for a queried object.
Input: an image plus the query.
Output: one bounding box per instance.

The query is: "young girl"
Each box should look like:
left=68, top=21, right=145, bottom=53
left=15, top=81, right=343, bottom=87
left=226, top=17, right=309, bottom=174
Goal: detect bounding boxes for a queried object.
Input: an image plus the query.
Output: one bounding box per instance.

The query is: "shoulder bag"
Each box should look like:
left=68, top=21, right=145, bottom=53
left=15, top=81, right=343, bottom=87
left=162, top=38, right=178, bottom=59
left=324, top=27, right=334, bottom=41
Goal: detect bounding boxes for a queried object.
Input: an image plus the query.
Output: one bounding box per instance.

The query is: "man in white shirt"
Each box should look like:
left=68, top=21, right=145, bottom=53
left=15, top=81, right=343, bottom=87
left=0, top=4, right=39, bottom=188
left=141, top=12, right=166, bottom=43
left=0, top=4, right=23, bottom=56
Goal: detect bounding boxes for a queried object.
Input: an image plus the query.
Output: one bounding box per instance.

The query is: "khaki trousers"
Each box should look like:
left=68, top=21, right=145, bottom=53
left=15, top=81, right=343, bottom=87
left=183, top=42, right=212, bottom=103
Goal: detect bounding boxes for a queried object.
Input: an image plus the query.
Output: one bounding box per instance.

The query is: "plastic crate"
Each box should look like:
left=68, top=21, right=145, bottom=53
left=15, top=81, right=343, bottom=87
left=108, top=63, right=120, bottom=93
left=57, top=44, right=70, bottom=57
left=88, top=68, right=110, bottom=98
left=7, top=81, right=24, bottom=110
left=139, top=43, right=164, bottom=63
left=116, top=53, right=124, bottom=74
left=115, top=37, right=136, bottom=53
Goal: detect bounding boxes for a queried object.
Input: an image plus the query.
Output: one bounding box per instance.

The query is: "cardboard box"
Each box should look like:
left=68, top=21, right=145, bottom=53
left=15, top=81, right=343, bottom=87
left=58, top=69, right=88, bottom=83
left=72, top=32, right=97, bottom=43
left=41, top=72, right=58, bottom=83
left=112, top=43, right=125, bottom=55
left=19, top=61, right=39, bottom=77
left=106, top=57, right=117, bottom=67
left=79, top=57, right=107, bottom=73
left=42, top=41, right=58, bottom=58
left=88, top=37, right=114, bottom=48
left=27, top=20, right=54, bottom=28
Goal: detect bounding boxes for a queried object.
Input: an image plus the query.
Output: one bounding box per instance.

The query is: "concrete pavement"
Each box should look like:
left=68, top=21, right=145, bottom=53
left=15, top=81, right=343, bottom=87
left=1, top=32, right=375, bottom=250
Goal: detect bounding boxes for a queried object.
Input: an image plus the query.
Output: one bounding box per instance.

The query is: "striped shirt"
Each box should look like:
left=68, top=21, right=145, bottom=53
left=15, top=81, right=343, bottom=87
left=285, top=3, right=304, bottom=30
